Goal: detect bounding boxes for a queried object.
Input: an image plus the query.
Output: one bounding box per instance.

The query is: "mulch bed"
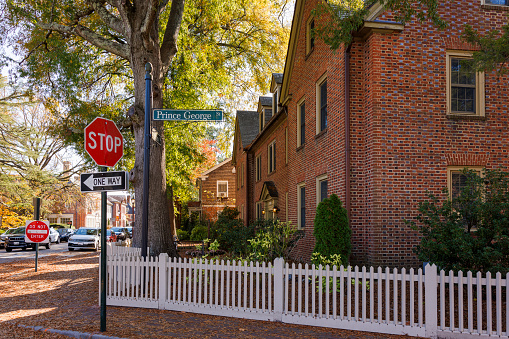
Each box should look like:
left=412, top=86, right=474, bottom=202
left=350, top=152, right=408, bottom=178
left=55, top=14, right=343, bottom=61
left=1, top=251, right=422, bottom=339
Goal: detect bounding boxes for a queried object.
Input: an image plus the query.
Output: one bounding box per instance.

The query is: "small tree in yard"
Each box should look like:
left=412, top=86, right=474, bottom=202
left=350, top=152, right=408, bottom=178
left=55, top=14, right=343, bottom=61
left=408, top=168, right=509, bottom=274
left=313, top=194, right=351, bottom=266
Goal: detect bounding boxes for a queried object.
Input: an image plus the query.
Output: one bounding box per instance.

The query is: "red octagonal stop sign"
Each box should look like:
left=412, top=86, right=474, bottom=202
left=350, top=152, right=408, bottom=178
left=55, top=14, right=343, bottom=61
left=25, top=220, right=50, bottom=243
left=85, top=117, right=124, bottom=167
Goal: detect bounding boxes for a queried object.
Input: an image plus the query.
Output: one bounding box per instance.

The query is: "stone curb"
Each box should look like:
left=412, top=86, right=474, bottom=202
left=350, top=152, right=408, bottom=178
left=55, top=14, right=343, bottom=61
left=18, top=325, right=127, bottom=339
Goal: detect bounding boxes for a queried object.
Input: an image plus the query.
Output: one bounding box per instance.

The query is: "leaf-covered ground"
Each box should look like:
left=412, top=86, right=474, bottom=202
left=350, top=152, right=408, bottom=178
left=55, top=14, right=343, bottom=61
left=0, top=251, right=421, bottom=338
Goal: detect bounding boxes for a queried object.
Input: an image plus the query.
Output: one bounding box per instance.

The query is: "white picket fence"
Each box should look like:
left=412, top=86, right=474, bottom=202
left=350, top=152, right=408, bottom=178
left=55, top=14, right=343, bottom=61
left=102, top=252, right=509, bottom=339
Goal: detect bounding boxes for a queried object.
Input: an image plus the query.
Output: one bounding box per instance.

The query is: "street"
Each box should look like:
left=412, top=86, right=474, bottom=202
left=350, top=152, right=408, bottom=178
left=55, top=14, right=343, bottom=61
left=0, top=242, right=95, bottom=264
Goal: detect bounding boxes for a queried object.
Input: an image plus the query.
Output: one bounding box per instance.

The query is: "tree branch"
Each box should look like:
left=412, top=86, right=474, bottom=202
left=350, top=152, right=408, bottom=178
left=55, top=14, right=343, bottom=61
left=37, top=22, right=130, bottom=60
left=160, top=0, right=185, bottom=74
left=89, top=0, right=125, bottom=36
left=141, top=0, right=159, bottom=37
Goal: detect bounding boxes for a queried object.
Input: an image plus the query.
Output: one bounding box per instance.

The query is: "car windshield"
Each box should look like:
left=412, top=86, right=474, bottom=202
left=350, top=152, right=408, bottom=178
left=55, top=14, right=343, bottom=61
left=4, top=228, right=18, bottom=235
left=74, top=228, right=98, bottom=236
left=12, top=227, right=26, bottom=234
left=57, top=229, right=70, bottom=235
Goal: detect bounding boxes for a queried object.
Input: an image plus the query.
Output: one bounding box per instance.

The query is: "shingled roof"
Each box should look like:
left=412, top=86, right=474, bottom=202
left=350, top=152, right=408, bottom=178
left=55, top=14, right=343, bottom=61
left=236, top=110, right=259, bottom=148
left=259, top=96, right=272, bottom=107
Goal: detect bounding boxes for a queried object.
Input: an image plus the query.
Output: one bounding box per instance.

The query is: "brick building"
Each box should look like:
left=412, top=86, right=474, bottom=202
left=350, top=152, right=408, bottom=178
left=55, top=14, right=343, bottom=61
left=189, top=158, right=236, bottom=222
left=233, top=0, right=509, bottom=267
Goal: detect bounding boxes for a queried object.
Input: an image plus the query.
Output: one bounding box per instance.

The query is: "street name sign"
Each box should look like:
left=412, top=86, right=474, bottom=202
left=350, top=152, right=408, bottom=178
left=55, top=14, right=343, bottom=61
left=85, top=117, right=124, bottom=167
left=25, top=220, right=50, bottom=243
left=80, top=171, right=129, bottom=192
left=153, top=109, right=223, bottom=121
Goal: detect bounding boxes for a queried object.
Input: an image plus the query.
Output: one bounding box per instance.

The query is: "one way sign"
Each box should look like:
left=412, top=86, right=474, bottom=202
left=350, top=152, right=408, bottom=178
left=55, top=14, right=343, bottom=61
left=80, top=171, right=129, bottom=192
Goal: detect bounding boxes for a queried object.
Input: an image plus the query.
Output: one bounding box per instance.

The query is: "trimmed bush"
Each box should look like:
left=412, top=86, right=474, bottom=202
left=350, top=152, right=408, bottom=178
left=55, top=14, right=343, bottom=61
left=176, top=229, right=189, bottom=241
left=190, top=225, right=208, bottom=241
left=313, top=194, right=351, bottom=265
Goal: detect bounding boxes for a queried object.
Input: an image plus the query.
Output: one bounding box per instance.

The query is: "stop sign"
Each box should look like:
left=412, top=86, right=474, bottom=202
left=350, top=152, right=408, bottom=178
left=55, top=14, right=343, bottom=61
left=25, top=220, right=50, bottom=243
left=85, top=117, right=124, bottom=167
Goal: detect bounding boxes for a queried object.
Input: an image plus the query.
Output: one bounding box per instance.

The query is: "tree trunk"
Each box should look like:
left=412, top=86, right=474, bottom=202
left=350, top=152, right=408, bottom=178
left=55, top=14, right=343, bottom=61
left=129, top=18, right=178, bottom=258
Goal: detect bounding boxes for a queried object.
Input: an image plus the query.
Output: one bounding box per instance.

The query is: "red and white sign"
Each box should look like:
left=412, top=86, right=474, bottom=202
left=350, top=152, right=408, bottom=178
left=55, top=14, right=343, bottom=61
left=85, top=117, right=124, bottom=167
left=25, top=220, right=50, bottom=243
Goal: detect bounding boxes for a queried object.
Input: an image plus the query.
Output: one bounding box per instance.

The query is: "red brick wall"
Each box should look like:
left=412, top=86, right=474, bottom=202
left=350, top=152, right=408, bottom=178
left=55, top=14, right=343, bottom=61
left=236, top=0, right=509, bottom=268
left=285, top=0, right=509, bottom=267
left=252, top=118, right=289, bottom=221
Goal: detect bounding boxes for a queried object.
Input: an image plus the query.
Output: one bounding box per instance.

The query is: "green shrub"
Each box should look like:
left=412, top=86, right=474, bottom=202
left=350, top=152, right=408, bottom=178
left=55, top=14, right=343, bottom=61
left=247, top=220, right=302, bottom=262
left=313, top=194, right=351, bottom=265
left=213, top=207, right=255, bottom=256
left=190, top=225, right=208, bottom=241
left=176, top=229, right=189, bottom=241
left=408, top=168, right=509, bottom=274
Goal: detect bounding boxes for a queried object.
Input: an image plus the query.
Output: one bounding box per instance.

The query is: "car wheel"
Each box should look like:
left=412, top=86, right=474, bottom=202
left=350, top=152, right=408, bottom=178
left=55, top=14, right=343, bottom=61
left=56, top=237, right=60, bottom=244
left=46, top=242, right=51, bottom=249
left=6, top=247, right=12, bottom=252
left=94, top=243, right=98, bottom=251
left=22, top=247, right=27, bottom=251
left=68, top=247, right=74, bottom=251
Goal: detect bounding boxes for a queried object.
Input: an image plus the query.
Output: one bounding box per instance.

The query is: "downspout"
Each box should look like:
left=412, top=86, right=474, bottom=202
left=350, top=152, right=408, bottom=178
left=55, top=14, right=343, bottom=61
left=345, top=45, right=351, bottom=221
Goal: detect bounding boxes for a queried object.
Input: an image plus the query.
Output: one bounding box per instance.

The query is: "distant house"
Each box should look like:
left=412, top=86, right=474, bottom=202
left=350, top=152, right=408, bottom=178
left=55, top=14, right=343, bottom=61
left=189, top=158, right=236, bottom=222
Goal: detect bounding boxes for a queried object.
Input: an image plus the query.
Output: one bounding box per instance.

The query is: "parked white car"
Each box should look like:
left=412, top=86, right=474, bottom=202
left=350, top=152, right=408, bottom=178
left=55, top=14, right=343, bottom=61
left=48, top=227, right=60, bottom=244
left=68, top=227, right=100, bottom=251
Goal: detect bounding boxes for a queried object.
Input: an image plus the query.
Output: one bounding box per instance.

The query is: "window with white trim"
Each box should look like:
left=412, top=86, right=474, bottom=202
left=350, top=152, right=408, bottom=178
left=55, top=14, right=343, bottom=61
left=297, top=183, right=306, bottom=230
left=316, top=174, right=328, bottom=204
left=306, top=17, right=315, bottom=55
left=256, top=155, right=262, bottom=182
left=446, top=51, right=485, bottom=117
left=297, top=100, right=306, bottom=147
left=447, top=166, right=483, bottom=199
left=217, top=181, right=228, bottom=198
left=256, top=201, right=263, bottom=219
left=268, top=140, right=276, bottom=174
left=273, top=87, right=280, bottom=115
left=316, top=75, right=327, bottom=133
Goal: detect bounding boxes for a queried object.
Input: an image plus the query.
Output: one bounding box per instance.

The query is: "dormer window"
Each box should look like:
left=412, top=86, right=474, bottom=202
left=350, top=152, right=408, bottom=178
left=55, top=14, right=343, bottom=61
left=272, top=86, right=280, bottom=115
left=259, top=110, right=265, bottom=133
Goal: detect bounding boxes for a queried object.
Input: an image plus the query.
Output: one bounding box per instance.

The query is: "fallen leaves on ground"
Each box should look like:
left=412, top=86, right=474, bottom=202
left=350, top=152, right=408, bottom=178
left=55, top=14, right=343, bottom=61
left=1, top=251, right=422, bottom=339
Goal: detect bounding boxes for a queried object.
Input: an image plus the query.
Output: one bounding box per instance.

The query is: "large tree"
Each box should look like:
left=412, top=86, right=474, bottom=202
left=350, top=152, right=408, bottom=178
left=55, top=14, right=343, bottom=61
left=3, top=0, right=289, bottom=256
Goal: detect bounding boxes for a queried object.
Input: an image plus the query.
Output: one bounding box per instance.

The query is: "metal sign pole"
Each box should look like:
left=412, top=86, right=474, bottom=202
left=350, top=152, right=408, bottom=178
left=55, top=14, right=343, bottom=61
left=100, top=166, right=108, bottom=332
left=142, top=63, right=152, bottom=258
left=33, top=197, right=41, bottom=272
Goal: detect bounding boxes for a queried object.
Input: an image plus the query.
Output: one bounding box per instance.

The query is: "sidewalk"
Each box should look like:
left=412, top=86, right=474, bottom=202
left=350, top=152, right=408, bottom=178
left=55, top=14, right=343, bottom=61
left=0, top=251, right=421, bottom=339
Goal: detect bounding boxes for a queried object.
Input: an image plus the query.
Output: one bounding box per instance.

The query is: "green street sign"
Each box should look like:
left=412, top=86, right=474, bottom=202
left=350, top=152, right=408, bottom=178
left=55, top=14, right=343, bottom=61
left=153, top=109, right=223, bottom=121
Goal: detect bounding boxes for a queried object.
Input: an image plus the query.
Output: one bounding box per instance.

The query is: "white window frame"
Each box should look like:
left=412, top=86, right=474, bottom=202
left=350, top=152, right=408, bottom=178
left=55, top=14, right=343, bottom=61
left=447, top=166, right=483, bottom=200
left=297, top=98, right=306, bottom=147
left=272, top=86, right=280, bottom=115
left=256, top=201, right=263, bottom=219
left=268, top=140, right=276, bottom=174
left=217, top=181, right=228, bottom=198
left=316, top=174, right=328, bottom=205
left=259, top=110, right=265, bottom=133
left=316, top=73, right=327, bottom=134
left=297, top=182, right=306, bottom=230
left=306, top=16, right=315, bottom=55
left=446, top=51, right=485, bottom=117
left=256, top=154, right=262, bottom=182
